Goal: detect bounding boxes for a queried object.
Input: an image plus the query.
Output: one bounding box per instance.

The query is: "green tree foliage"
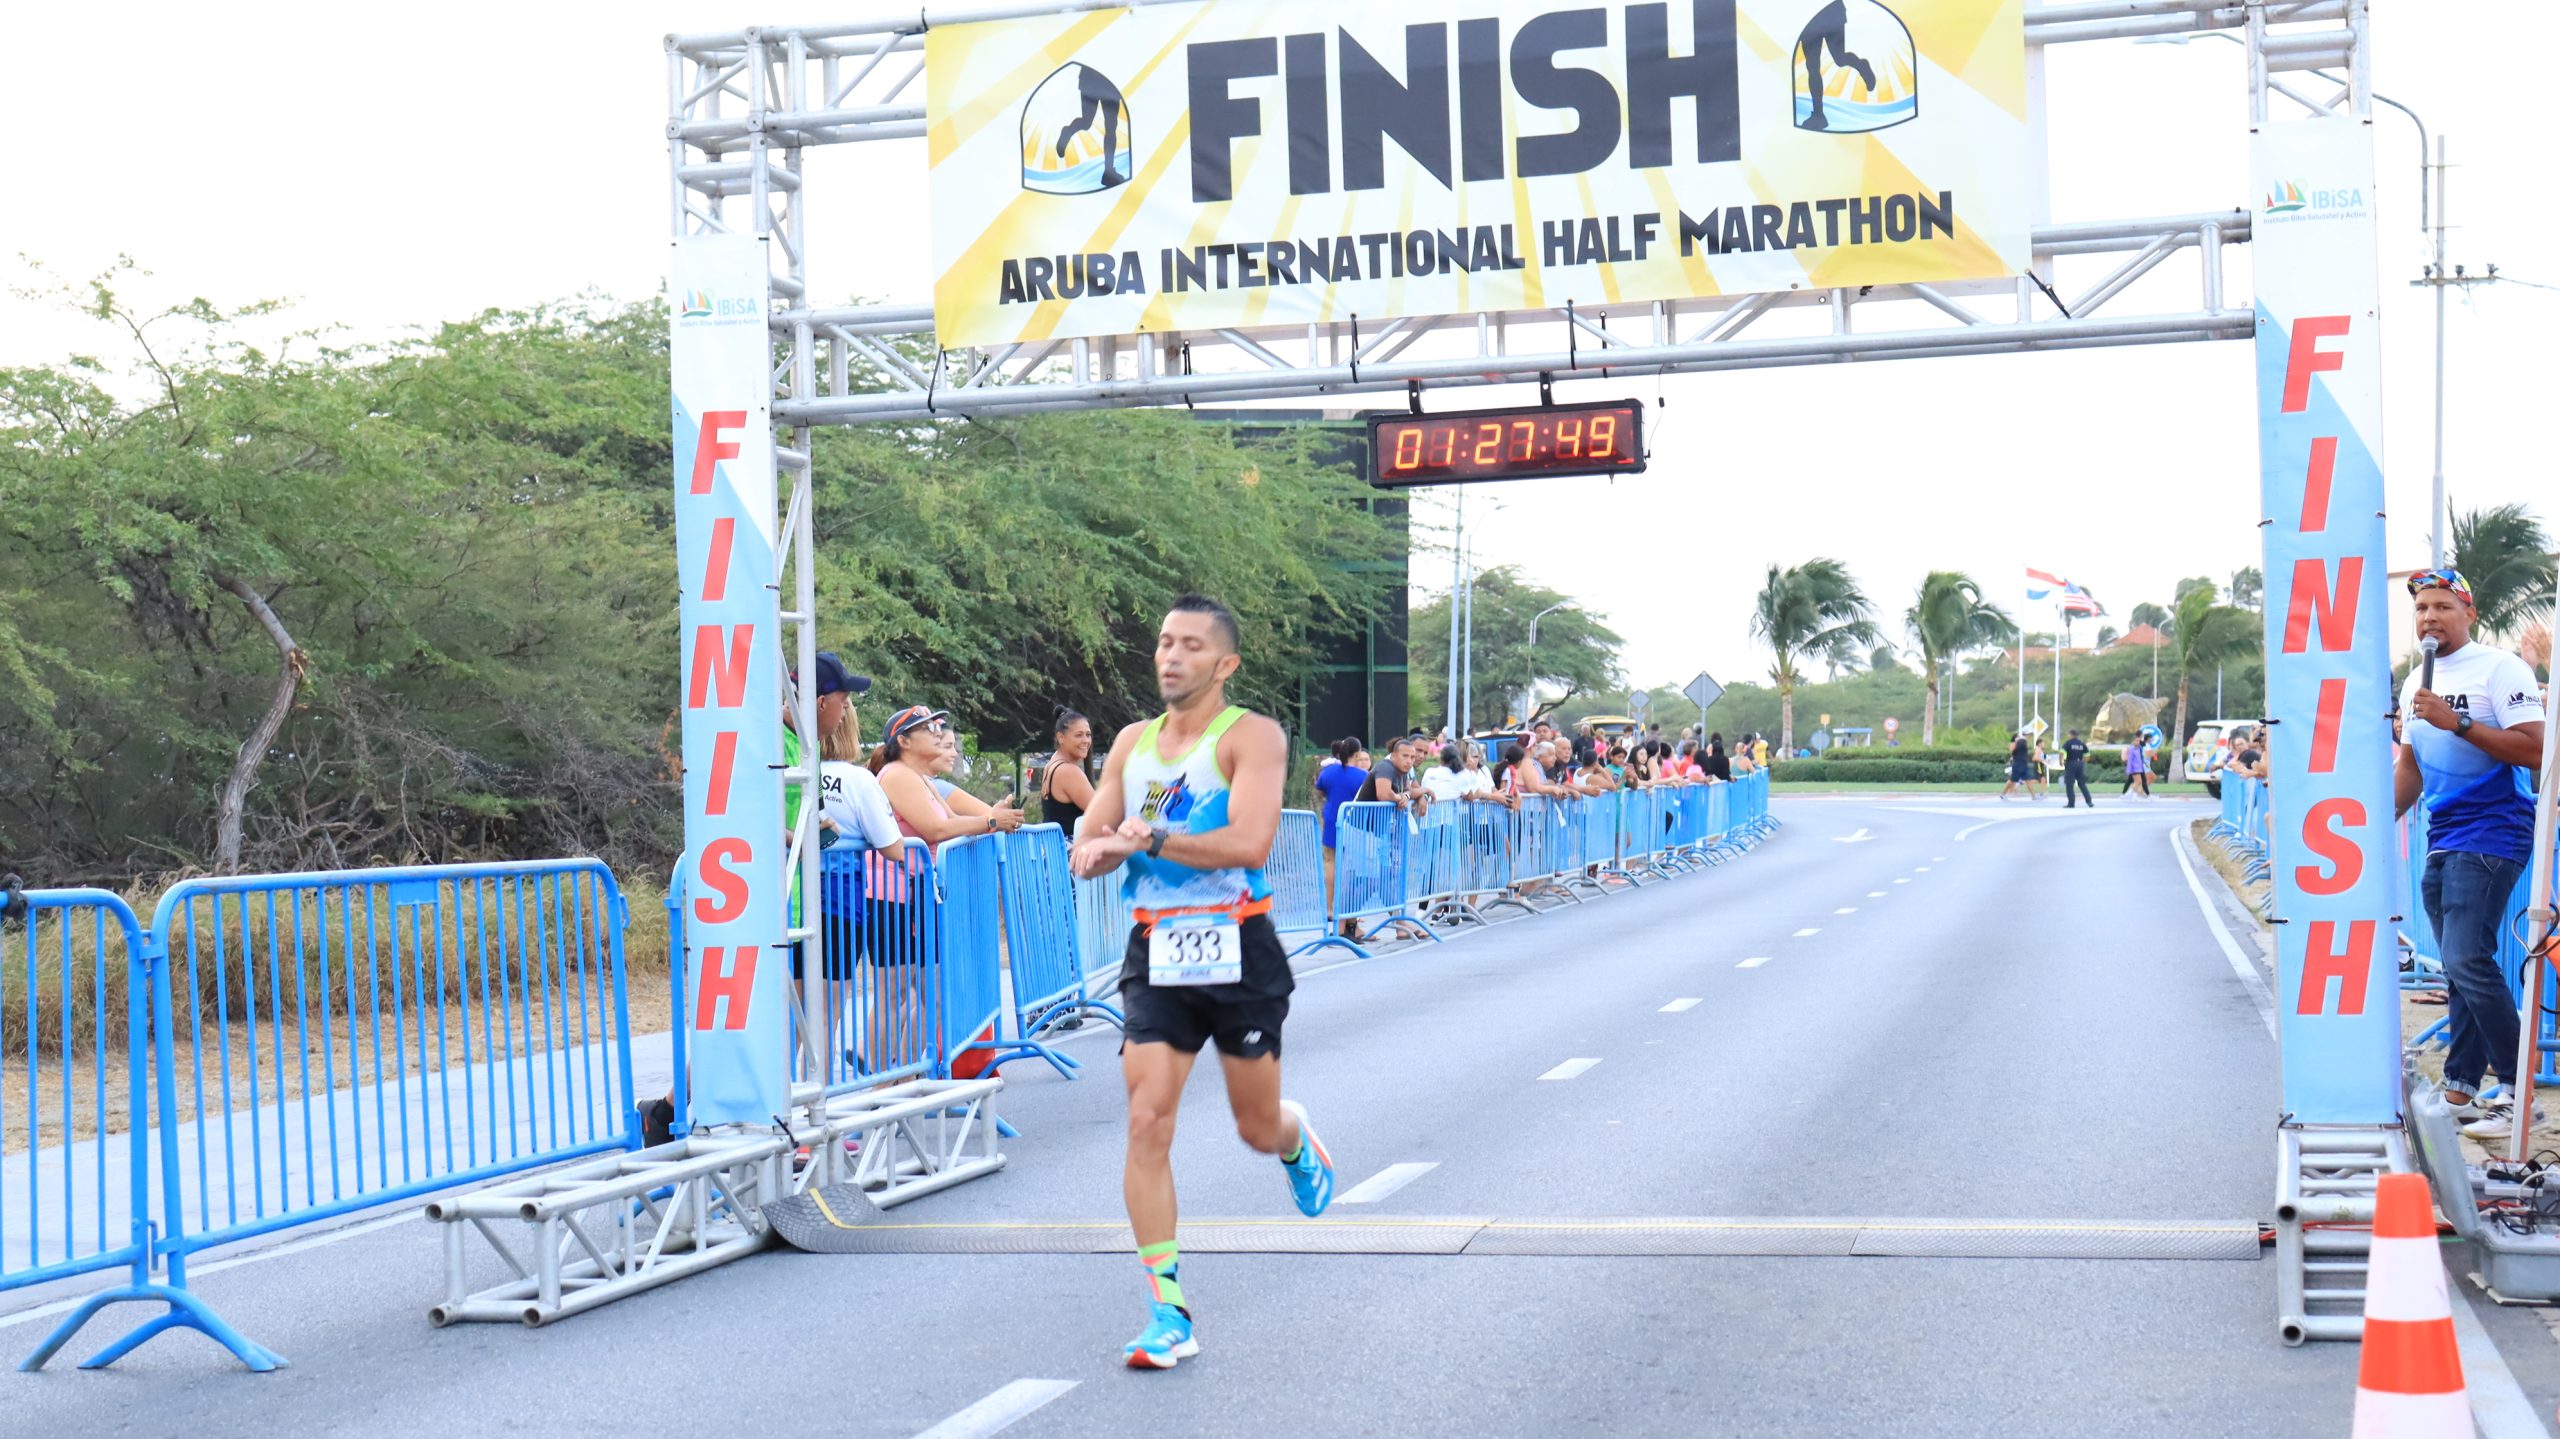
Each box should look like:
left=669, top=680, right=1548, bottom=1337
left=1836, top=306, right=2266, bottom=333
left=2128, top=601, right=2170, bottom=633
left=2229, top=566, right=2263, bottom=612
left=2449, top=503, right=2555, bottom=640
left=1409, top=567, right=1623, bottom=732
left=2163, top=584, right=2259, bottom=779
left=1903, top=570, right=2011, bottom=746
left=1751, top=559, right=1879, bottom=752
left=0, top=277, right=1392, bottom=878
left=2172, top=575, right=2218, bottom=608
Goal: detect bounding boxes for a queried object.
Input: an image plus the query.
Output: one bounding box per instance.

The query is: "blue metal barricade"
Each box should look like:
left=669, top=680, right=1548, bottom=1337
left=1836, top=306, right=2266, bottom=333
left=1332, top=803, right=1438, bottom=943
left=1072, top=870, right=1134, bottom=994
left=995, top=825, right=1116, bottom=1049
left=147, top=864, right=637, bottom=1266
left=1274, top=809, right=1363, bottom=959
left=802, top=841, right=939, bottom=1091
left=1462, top=798, right=1518, bottom=903
left=0, top=890, right=153, bottom=1305
left=935, top=835, right=1024, bottom=1079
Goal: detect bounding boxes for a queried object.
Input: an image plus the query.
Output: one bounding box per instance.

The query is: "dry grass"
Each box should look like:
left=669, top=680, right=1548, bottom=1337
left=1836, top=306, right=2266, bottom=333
left=1, top=875, right=676, bottom=1155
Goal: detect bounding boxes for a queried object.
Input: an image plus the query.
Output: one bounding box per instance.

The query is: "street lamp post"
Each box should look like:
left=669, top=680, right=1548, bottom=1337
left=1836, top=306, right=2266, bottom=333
left=1523, top=602, right=1572, bottom=725
left=2144, top=31, right=2472, bottom=565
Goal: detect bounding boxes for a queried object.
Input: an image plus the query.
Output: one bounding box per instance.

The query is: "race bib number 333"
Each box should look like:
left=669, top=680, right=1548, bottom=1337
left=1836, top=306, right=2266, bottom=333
left=1148, top=915, right=1242, bottom=987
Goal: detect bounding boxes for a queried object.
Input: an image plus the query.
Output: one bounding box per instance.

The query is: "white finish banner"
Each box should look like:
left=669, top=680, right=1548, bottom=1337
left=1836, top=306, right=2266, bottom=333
left=925, top=0, right=2030, bottom=348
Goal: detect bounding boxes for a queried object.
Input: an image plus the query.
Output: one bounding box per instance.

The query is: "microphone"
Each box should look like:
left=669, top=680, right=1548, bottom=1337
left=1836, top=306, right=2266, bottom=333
left=2420, top=635, right=2439, bottom=693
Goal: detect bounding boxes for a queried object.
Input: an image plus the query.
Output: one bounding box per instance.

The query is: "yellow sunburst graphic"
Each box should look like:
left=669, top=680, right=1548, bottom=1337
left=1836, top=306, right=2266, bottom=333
left=1019, top=61, right=1134, bottom=196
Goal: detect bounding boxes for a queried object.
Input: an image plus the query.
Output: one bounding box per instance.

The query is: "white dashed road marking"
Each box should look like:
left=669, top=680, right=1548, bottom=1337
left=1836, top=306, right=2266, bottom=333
left=1539, top=1058, right=1603, bottom=1080
left=1659, top=997, right=1704, bottom=1013
left=1337, top=1162, right=1440, bottom=1205
left=1737, top=957, right=1771, bottom=969
left=1834, top=907, right=1856, bottom=915
left=915, top=1380, right=1079, bottom=1439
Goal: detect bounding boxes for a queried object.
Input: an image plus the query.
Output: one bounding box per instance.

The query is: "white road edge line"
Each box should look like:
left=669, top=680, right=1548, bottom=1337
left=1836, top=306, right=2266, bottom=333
left=1538, top=1058, right=1602, bottom=1080
left=1737, top=957, right=1771, bottom=969
left=2452, top=1286, right=2554, bottom=1439
left=1953, top=821, right=1998, bottom=842
left=1659, top=997, right=1704, bottom=1013
left=1336, top=1161, right=1440, bottom=1205
left=914, top=1379, right=1080, bottom=1439
left=2166, top=823, right=2277, bottom=1040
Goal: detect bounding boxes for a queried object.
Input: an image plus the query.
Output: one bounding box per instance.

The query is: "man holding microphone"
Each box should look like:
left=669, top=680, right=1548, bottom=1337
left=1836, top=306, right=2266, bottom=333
left=2396, top=569, right=2548, bottom=1137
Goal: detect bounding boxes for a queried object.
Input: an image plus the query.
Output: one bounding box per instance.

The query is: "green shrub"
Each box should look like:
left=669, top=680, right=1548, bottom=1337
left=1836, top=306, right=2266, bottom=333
left=1770, top=760, right=2008, bottom=783
left=1817, top=746, right=2008, bottom=766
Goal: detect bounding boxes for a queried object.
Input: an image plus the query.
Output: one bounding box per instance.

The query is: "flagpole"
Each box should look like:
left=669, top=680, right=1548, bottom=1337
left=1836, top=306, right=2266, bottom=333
left=2054, top=599, right=2065, bottom=739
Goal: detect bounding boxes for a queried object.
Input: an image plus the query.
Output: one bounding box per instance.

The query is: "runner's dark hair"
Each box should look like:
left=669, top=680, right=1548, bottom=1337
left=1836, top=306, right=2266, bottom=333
left=1169, top=592, right=1239, bottom=652
left=1052, top=705, right=1088, bottom=738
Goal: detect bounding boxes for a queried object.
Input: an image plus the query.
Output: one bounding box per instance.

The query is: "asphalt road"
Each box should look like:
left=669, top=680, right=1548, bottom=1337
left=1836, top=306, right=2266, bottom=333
left=5, top=795, right=2555, bottom=1437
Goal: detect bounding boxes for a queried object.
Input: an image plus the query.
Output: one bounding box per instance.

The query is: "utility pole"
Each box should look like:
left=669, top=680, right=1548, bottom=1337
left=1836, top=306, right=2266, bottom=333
left=2415, top=137, right=2503, bottom=567
left=1458, top=528, right=1476, bottom=740
left=1454, top=491, right=1474, bottom=737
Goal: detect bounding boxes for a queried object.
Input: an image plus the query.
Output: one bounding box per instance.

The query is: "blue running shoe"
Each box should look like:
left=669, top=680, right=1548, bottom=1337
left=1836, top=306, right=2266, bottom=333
left=1279, top=1099, right=1334, bottom=1217
left=1123, top=1302, right=1198, bottom=1369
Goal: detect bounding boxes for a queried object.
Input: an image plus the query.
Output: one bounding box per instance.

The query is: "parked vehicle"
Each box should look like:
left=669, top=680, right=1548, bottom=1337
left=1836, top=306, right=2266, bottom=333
left=2184, top=718, right=2249, bottom=798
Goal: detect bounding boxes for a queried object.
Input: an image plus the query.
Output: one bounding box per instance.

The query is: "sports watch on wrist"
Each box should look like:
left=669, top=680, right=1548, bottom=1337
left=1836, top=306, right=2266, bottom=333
left=1146, top=824, right=1171, bottom=857
left=2454, top=712, right=2474, bottom=737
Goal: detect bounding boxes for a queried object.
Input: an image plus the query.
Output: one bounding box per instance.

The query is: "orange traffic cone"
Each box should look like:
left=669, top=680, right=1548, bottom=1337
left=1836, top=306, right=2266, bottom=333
left=2351, top=1171, right=2469, bottom=1437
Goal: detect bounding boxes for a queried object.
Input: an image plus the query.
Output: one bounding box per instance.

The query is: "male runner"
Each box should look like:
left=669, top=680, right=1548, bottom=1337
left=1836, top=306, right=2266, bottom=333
left=2395, top=568, right=2548, bottom=1138
left=1068, top=594, right=1336, bottom=1369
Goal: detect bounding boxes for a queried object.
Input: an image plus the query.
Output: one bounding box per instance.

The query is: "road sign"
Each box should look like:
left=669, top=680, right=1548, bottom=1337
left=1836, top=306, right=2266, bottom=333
left=1682, top=672, right=1723, bottom=714
left=1884, top=717, right=1900, bottom=734
left=1628, top=690, right=1652, bottom=722
left=2024, top=683, right=2046, bottom=695
left=2025, top=715, right=2049, bottom=739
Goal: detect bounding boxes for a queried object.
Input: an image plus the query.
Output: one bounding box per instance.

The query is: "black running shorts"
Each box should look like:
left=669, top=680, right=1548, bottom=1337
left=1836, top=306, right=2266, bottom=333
left=1119, top=913, right=1294, bottom=1060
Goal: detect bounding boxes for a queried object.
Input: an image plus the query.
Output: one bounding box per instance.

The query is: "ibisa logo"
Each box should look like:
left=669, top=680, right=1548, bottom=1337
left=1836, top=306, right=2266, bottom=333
left=2262, top=179, right=2368, bottom=222
left=681, top=288, right=716, bottom=318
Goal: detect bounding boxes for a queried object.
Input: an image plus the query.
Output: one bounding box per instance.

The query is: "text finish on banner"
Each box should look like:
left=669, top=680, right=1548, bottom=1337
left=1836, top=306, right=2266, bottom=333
left=671, top=234, right=791, bottom=1126
left=922, top=0, right=2030, bottom=349
left=2252, top=117, right=2396, bottom=1126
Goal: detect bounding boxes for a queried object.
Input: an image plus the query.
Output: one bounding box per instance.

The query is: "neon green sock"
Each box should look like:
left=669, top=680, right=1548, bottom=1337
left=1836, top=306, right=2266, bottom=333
left=1140, top=1241, right=1186, bottom=1314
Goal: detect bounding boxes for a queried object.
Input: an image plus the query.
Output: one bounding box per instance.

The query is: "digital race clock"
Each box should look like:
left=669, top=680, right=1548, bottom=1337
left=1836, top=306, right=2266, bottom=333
left=1366, top=400, right=1646, bottom=489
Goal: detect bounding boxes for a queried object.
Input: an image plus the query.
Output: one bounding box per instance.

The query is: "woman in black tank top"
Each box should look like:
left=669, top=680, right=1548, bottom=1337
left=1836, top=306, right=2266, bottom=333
left=1043, top=706, right=1097, bottom=838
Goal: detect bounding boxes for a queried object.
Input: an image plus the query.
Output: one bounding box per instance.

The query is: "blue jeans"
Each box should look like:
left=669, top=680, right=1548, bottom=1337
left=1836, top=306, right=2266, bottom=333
left=2422, top=849, right=2529, bottom=1092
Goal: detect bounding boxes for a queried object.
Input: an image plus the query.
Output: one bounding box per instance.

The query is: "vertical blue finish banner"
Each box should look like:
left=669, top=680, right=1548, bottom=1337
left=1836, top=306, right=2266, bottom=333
left=670, top=235, right=789, bottom=1126
left=2252, top=118, right=2398, bottom=1125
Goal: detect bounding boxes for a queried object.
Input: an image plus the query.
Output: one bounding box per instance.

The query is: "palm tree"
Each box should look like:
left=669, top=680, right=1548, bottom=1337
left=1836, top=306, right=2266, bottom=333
left=1752, top=559, right=1879, bottom=752
left=2129, top=601, right=2171, bottom=634
left=1904, top=571, right=2011, bottom=746
left=2450, top=503, right=2556, bottom=639
left=2164, top=584, right=2257, bottom=780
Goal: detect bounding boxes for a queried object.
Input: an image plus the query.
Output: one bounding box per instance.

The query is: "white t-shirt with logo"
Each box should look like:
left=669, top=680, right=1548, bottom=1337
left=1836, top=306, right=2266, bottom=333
left=2399, top=639, right=2544, bottom=862
left=1420, top=766, right=1470, bottom=804
left=819, top=759, right=904, bottom=850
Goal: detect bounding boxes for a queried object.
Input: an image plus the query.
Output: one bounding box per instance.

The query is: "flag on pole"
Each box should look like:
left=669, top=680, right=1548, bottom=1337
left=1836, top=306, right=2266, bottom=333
left=2026, top=568, right=2104, bottom=617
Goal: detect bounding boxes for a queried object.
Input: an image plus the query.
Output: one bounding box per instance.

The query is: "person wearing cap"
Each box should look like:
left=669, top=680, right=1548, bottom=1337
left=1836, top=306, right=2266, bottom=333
left=2397, top=567, right=2548, bottom=1138
left=810, top=654, right=899, bottom=853
left=870, top=705, right=1024, bottom=847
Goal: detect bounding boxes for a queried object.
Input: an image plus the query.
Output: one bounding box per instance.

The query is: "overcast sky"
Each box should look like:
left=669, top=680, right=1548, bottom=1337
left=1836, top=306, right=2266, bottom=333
left=5, top=2, right=2550, bottom=696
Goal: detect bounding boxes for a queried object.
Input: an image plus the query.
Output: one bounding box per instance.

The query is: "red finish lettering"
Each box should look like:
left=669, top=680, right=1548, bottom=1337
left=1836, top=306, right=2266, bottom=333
left=2308, top=678, right=2346, bottom=773
left=693, top=946, right=759, bottom=1031
left=2282, top=557, right=2362, bottom=653
left=702, top=517, right=736, bottom=602
left=2295, top=919, right=2375, bottom=1016
left=704, top=730, right=739, bottom=816
left=2294, top=798, right=2366, bottom=896
left=692, top=837, right=753, bottom=924
left=2298, top=436, right=2337, bottom=532
left=689, top=411, right=747, bottom=495
left=687, top=624, right=755, bottom=708
left=2282, top=316, right=2351, bottom=413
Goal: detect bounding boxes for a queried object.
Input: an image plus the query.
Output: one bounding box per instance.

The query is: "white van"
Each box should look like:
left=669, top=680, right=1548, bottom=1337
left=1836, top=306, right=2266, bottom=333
left=2184, top=719, right=2250, bottom=797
